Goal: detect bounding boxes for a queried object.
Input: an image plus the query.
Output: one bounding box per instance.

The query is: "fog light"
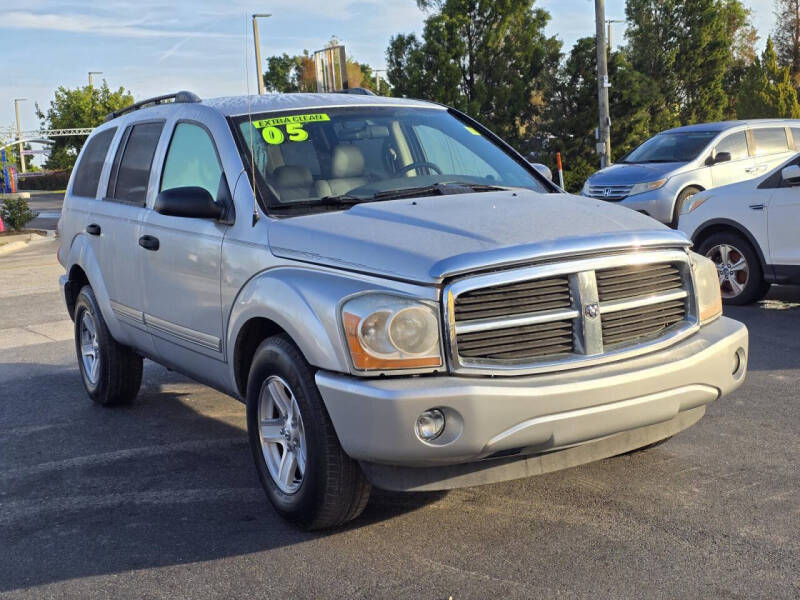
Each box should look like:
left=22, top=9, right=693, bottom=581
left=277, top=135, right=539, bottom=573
left=415, top=409, right=445, bottom=441
left=733, top=347, right=747, bottom=378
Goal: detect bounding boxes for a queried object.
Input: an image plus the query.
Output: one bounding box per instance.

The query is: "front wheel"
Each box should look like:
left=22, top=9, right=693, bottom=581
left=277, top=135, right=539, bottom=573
left=670, top=186, right=702, bottom=228
left=246, top=334, right=371, bottom=529
left=697, top=232, right=769, bottom=305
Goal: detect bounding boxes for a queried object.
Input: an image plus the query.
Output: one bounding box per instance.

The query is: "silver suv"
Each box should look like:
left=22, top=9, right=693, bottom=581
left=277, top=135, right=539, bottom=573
left=583, top=119, right=800, bottom=225
left=58, top=91, right=748, bottom=529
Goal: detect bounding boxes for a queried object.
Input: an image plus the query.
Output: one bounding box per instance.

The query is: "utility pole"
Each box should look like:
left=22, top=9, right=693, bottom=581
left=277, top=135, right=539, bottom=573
left=252, top=14, right=271, bottom=95
left=13, top=98, right=27, bottom=174
left=373, top=69, right=387, bottom=95
left=595, top=0, right=611, bottom=168
left=88, top=71, right=103, bottom=88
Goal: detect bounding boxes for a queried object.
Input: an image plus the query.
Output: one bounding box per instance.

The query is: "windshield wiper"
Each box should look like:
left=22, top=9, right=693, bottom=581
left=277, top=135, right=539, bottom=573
left=269, top=194, right=366, bottom=210
left=371, top=182, right=507, bottom=202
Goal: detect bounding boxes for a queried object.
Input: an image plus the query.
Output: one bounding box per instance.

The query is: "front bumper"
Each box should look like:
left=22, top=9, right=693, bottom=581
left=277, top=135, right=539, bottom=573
left=585, top=189, right=675, bottom=224
left=317, top=317, right=747, bottom=475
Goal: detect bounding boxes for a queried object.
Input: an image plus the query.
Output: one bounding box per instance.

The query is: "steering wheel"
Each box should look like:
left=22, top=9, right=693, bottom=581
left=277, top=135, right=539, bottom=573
left=396, top=161, right=442, bottom=176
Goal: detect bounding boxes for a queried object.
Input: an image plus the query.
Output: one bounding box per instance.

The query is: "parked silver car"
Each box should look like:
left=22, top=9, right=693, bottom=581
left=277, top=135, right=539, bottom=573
left=58, top=91, right=748, bottom=529
left=583, top=119, right=800, bottom=225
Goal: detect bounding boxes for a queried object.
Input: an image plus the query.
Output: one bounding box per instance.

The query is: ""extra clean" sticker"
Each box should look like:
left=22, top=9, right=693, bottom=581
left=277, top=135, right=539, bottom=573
left=252, top=113, right=330, bottom=145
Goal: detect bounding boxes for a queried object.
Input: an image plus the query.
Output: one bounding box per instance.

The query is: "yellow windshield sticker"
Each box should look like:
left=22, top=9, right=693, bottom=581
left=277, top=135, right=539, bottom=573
left=253, top=113, right=327, bottom=144
left=253, top=113, right=330, bottom=128
left=465, top=126, right=481, bottom=136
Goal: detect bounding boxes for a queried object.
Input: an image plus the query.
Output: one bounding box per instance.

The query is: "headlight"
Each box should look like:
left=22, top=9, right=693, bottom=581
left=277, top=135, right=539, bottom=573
left=581, top=180, right=591, bottom=195
left=341, top=294, right=442, bottom=371
left=681, top=194, right=708, bottom=214
left=690, top=251, right=722, bottom=323
left=629, top=178, right=667, bottom=196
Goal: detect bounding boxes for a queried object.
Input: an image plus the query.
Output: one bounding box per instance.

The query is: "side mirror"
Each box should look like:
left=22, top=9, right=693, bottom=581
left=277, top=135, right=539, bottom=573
left=155, top=186, right=223, bottom=219
left=530, top=162, right=553, bottom=181
left=780, top=164, right=800, bottom=185
left=707, top=151, right=731, bottom=166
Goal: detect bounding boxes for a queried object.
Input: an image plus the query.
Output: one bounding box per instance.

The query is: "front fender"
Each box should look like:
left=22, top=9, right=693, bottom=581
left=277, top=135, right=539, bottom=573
left=225, top=266, right=438, bottom=376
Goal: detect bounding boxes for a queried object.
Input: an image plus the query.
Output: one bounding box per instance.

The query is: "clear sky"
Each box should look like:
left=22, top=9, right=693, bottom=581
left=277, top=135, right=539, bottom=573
left=0, top=0, right=776, bottom=148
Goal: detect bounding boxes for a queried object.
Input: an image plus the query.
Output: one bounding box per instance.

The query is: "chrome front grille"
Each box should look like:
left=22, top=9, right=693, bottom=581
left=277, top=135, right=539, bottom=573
left=454, top=276, right=572, bottom=321
left=586, top=184, right=634, bottom=201
left=444, top=250, right=697, bottom=375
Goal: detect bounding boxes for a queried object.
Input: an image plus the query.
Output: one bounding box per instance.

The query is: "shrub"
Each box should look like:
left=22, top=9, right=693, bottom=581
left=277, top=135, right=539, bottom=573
left=1, top=197, right=39, bottom=231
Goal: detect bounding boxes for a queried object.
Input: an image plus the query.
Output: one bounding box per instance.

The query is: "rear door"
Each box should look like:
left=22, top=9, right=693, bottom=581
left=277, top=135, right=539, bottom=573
left=709, top=130, right=753, bottom=187
left=767, top=163, right=800, bottom=266
left=94, top=120, right=165, bottom=353
left=140, top=121, right=230, bottom=367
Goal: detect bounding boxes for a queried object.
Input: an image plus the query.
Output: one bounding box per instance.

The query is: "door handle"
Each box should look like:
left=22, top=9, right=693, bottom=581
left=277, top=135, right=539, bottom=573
left=138, top=235, right=160, bottom=251
left=86, top=223, right=101, bottom=236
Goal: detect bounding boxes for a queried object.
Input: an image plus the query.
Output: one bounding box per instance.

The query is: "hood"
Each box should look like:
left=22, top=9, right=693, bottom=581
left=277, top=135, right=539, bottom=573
left=268, top=190, right=689, bottom=284
left=588, top=161, right=685, bottom=185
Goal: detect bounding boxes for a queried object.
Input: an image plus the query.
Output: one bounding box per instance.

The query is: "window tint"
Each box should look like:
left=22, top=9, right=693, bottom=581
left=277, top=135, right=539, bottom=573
left=413, top=125, right=500, bottom=179
left=110, top=122, right=164, bottom=205
left=752, top=127, right=789, bottom=156
left=72, top=128, right=116, bottom=198
left=791, top=128, right=800, bottom=150
left=161, top=123, right=224, bottom=201
left=714, top=132, right=748, bottom=161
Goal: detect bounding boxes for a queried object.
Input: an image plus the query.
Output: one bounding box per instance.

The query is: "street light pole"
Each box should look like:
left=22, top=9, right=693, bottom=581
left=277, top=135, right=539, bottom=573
left=605, top=19, right=624, bottom=52
left=595, top=0, right=612, bottom=168
left=14, top=98, right=27, bottom=174
left=88, top=71, right=103, bottom=88
left=252, top=14, right=271, bottom=95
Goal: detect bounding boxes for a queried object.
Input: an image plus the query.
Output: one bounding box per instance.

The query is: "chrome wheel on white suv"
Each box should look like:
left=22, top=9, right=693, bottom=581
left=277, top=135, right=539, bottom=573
left=698, top=232, right=770, bottom=305
left=706, top=243, right=750, bottom=300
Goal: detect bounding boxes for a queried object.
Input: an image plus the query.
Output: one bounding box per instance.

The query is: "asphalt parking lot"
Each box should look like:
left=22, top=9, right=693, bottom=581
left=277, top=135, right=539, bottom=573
left=1, top=238, right=798, bottom=599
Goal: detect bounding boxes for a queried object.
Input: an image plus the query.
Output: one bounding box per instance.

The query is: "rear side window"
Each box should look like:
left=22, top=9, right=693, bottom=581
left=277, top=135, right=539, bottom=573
left=751, top=127, right=789, bottom=156
left=72, top=128, right=116, bottom=198
left=714, top=132, right=748, bottom=161
left=107, top=122, right=164, bottom=205
left=791, top=128, right=800, bottom=150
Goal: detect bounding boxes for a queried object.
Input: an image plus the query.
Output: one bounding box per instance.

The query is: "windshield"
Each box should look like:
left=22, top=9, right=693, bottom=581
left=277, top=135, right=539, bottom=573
left=231, top=106, right=550, bottom=213
left=622, top=131, right=717, bottom=163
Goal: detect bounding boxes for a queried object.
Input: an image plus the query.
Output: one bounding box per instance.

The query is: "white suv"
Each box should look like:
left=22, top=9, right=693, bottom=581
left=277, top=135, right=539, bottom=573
left=679, top=154, right=800, bottom=304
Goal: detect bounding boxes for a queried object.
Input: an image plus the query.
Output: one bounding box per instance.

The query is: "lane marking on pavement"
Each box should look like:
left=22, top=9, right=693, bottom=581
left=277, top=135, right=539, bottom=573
left=0, top=437, right=247, bottom=480
left=0, top=319, right=75, bottom=350
left=0, top=487, right=264, bottom=527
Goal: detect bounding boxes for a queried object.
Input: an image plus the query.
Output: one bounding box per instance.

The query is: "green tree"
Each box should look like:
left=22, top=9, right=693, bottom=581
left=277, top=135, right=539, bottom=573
left=737, top=37, right=800, bottom=118
left=263, top=53, right=301, bottom=92
left=773, top=0, right=800, bottom=85
left=625, top=0, right=751, bottom=125
left=386, top=0, right=561, bottom=148
left=545, top=38, right=662, bottom=191
left=36, top=81, right=133, bottom=170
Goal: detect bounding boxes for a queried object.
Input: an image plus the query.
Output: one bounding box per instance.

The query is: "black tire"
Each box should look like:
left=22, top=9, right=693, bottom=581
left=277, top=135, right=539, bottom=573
left=670, top=186, right=702, bottom=228
left=246, top=334, right=370, bottom=530
left=697, top=232, right=766, bottom=305
left=74, top=285, right=143, bottom=406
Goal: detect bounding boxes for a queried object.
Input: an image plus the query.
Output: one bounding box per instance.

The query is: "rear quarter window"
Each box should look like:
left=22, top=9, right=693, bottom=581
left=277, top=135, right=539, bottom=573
left=72, top=128, right=116, bottom=198
left=752, top=127, right=789, bottom=156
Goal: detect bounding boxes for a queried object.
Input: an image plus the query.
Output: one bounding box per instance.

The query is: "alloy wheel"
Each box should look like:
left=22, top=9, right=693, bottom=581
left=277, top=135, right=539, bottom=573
left=258, top=375, right=307, bottom=494
left=79, top=310, right=101, bottom=385
left=706, top=243, right=750, bottom=300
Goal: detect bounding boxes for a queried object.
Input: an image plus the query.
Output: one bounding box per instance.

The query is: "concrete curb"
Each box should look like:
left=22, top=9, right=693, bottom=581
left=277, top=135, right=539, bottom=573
left=0, top=232, right=53, bottom=257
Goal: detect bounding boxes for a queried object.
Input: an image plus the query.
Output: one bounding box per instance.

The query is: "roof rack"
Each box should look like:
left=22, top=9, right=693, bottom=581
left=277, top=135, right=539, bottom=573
left=337, top=87, right=376, bottom=96
left=105, top=90, right=201, bottom=122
